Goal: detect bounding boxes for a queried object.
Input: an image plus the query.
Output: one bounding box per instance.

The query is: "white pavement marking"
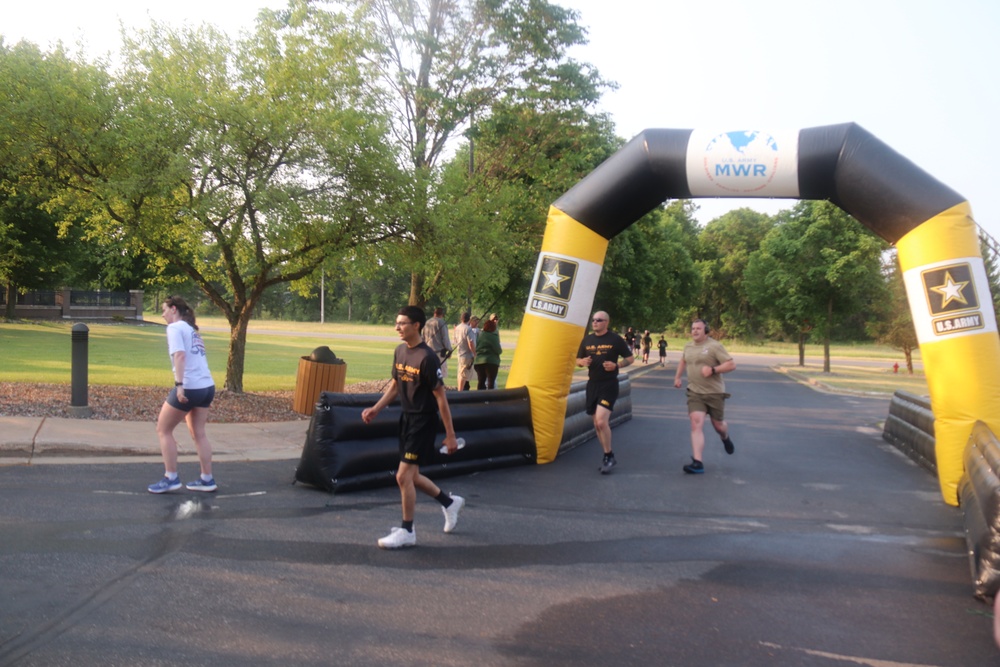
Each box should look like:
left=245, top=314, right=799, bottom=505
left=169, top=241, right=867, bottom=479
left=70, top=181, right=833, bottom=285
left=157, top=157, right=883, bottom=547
left=758, top=641, right=944, bottom=666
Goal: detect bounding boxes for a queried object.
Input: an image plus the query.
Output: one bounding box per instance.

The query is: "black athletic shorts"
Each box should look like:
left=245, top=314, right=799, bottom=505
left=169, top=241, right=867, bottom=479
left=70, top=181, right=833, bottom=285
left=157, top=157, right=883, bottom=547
left=585, top=379, right=619, bottom=416
left=398, top=411, right=439, bottom=465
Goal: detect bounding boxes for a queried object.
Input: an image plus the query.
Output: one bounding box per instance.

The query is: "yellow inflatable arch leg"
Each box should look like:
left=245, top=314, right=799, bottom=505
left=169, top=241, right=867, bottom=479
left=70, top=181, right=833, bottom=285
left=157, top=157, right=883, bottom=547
left=897, top=202, right=1000, bottom=505
left=506, top=207, right=609, bottom=463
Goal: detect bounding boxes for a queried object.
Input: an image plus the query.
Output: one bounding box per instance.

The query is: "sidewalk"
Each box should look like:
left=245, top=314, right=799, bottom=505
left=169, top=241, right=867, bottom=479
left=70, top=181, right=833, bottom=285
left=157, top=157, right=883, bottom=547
left=0, top=363, right=663, bottom=466
left=0, top=416, right=309, bottom=465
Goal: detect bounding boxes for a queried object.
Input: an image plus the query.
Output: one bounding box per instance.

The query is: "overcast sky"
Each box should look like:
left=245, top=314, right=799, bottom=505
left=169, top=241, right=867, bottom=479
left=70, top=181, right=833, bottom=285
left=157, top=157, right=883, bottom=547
left=5, top=0, right=999, bottom=241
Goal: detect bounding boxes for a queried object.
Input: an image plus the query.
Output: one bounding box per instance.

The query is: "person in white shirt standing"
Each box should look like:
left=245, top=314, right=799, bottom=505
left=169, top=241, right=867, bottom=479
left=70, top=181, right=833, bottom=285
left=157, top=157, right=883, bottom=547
left=147, top=295, right=218, bottom=494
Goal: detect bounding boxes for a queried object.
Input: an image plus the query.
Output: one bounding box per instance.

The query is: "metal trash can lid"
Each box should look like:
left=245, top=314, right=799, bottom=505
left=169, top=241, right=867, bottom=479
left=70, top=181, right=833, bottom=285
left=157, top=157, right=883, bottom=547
left=307, top=346, right=339, bottom=364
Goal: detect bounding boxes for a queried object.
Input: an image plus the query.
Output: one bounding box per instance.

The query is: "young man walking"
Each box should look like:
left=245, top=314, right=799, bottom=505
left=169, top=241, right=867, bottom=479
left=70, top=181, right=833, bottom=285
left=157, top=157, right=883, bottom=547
left=362, top=306, right=465, bottom=549
left=576, top=311, right=634, bottom=474
left=673, top=318, right=737, bottom=474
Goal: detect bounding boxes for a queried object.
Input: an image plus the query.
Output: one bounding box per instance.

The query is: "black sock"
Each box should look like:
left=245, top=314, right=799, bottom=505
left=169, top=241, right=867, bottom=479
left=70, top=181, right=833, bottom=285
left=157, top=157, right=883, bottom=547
left=435, top=491, right=453, bottom=507
left=401, top=520, right=413, bottom=532
left=605, top=450, right=614, bottom=458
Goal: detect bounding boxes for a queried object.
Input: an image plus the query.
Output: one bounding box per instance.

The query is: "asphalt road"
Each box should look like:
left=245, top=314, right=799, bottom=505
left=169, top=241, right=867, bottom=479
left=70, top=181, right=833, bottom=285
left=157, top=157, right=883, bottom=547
left=0, top=361, right=994, bottom=666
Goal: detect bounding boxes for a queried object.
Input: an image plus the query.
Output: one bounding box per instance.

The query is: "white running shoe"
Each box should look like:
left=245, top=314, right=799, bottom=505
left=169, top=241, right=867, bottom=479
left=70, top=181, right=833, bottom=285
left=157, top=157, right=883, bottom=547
left=442, top=494, right=465, bottom=533
left=378, top=527, right=416, bottom=549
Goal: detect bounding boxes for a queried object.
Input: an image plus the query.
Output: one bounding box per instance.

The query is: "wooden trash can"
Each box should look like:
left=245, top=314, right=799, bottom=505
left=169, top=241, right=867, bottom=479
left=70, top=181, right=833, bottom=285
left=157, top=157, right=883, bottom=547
left=293, top=357, right=347, bottom=416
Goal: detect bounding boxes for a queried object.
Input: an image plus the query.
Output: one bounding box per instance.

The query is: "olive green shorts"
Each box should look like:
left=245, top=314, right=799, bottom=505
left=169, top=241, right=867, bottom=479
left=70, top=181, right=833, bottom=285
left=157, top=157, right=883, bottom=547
left=686, top=390, right=729, bottom=421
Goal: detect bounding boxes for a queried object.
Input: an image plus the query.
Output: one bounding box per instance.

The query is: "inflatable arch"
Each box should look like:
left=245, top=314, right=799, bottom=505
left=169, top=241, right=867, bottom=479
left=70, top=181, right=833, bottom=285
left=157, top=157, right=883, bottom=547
left=506, top=123, right=1000, bottom=506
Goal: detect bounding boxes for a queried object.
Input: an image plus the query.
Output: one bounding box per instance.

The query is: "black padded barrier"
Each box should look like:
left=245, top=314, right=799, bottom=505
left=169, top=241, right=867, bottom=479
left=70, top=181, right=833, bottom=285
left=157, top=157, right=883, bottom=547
left=559, top=375, right=632, bottom=455
left=882, top=390, right=936, bottom=472
left=294, top=387, right=535, bottom=493
left=960, top=421, right=1000, bottom=599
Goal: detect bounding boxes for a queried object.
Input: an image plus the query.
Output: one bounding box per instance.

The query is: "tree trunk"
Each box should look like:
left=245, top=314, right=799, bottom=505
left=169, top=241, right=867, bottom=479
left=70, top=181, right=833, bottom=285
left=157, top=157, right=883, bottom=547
left=4, top=283, right=15, bottom=319
left=798, top=332, right=805, bottom=366
left=823, top=297, right=832, bottom=373
left=904, top=345, right=914, bottom=374
left=409, top=271, right=426, bottom=308
left=224, top=312, right=250, bottom=394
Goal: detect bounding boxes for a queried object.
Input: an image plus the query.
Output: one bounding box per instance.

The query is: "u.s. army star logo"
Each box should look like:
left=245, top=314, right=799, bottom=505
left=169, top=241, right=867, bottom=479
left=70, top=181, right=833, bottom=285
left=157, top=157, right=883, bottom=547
left=533, top=256, right=577, bottom=302
left=529, top=255, right=578, bottom=319
left=922, top=263, right=978, bottom=315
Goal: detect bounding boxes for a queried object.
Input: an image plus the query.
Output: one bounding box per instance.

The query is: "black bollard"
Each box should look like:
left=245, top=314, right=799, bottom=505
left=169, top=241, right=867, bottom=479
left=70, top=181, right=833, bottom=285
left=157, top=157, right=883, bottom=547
left=70, top=323, right=92, bottom=418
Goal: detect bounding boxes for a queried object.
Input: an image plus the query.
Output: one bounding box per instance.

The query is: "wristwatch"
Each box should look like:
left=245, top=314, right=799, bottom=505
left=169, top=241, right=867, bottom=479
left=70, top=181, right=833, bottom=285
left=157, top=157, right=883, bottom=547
left=175, top=381, right=183, bottom=386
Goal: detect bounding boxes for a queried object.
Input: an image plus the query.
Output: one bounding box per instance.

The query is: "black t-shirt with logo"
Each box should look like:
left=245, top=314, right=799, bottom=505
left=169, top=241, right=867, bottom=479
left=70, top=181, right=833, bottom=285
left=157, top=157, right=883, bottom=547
left=577, top=332, right=632, bottom=382
left=392, top=341, right=444, bottom=413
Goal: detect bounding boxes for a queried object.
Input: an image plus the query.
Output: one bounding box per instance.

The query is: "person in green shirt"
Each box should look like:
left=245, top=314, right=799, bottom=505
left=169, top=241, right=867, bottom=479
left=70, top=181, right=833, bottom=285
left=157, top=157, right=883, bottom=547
left=673, top=319, right=737, bottom=474
left=473, top=318, right=502, bottom=390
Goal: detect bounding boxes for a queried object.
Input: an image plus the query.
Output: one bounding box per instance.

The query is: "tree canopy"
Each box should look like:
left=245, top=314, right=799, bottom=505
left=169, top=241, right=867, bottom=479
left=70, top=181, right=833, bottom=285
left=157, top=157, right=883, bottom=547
left=745, top=200, right=889, bottom=369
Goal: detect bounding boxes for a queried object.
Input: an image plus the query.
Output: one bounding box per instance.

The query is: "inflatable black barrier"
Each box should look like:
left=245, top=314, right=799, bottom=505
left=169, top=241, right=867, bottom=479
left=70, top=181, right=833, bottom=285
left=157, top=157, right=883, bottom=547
left=559, top=375, right=632, bottom=455
left=881, top=394, right=1000, bottom=599
left=882, top=390, right=936, bottom=472
left=294, top=387, right=535, bottom=493
left=959, top=421, right=1000, bottom=599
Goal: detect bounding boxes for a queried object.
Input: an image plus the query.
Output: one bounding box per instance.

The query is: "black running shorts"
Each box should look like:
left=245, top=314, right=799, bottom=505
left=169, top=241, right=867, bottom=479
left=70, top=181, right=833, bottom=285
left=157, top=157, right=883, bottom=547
left=585, top=380, right=619, bottom=416
left=398, top=411, right=439, bottom=465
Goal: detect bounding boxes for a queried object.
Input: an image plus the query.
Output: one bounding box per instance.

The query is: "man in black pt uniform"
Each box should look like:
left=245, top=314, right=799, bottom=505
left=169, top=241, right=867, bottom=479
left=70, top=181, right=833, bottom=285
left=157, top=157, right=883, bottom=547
left=362, top=306, right=465, bottom=549
left=576, top=310, right=635, bottom=474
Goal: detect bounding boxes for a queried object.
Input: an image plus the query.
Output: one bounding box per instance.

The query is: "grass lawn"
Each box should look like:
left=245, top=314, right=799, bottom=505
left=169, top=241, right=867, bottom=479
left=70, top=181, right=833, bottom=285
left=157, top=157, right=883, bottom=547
left=0, top=320, right=515, bottom=391
left=776, top=363, right=928, bottom=396
left=1, top=318, right=923, bottom=394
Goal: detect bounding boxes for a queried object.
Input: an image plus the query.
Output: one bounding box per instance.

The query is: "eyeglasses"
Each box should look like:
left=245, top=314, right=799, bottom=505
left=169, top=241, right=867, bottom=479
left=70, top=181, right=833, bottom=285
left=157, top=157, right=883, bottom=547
left=592, top=318, right=607, bottom=322
left=395, top=320, right=413, bottom=327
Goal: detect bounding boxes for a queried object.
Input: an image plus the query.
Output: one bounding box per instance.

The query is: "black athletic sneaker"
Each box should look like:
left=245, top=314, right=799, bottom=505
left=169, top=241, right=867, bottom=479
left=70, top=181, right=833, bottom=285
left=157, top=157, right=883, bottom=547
left=600, top=454, right=617, bottom=474
left=723, top=437, right=735, bottom=455
left=683, top=459, right=705, bottom=474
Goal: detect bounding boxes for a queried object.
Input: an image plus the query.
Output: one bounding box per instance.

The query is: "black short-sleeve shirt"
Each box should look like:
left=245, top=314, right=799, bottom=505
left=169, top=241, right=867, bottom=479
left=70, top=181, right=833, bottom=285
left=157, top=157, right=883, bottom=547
left=577, top=332, right=632, bottom=382
left=392, top=342, right=444, bottom=413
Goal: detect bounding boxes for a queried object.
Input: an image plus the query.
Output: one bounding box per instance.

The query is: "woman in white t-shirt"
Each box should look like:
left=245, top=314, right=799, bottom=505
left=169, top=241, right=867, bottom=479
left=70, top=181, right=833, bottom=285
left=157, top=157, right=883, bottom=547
left=147, top=296, right=219, bottom=494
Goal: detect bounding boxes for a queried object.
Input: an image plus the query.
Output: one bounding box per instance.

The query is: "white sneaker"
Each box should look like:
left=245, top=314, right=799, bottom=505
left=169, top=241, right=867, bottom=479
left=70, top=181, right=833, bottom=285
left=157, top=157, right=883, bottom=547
left=442, top=494, right=465, bottom=533
left=377, top=527, right=416, bottom=549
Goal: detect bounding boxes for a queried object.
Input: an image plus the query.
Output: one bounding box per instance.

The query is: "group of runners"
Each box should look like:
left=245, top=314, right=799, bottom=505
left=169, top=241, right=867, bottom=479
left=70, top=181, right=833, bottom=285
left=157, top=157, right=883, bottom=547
left=623, top=327, right=670, bottom=367
left=578, top=312, right=735, bottom=476
left=144, top=298, right=735, bottom=551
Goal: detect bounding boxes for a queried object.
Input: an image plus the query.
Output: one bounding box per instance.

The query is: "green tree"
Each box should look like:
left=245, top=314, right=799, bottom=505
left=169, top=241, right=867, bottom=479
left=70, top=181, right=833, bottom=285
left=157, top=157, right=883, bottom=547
left=0, top=43, right=151, bottom=314
left=420, top=101, right=621, bottom=322
left=745, top=201, right=889, bottom=371
left=0, top=192, right=68, bottom=318
left=867, top=250, right=918, bottom=373
left=348, top=0, right=610, bottom=307
left=597, top=204, right=701, bottom=331
left=3, top=6, right=406, bottom=391
left=979, top=229, right=1000, bottom=330
left=695, top=207, right=775, bottom=339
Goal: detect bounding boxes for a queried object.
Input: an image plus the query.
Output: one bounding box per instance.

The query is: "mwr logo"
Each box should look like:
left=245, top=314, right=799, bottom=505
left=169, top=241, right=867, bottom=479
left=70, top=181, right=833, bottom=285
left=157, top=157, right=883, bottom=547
left=702, top=131, right=780, bottom=193
left=529, top=255, right=578, bottom=319
left=921, top=263, right=979, bottom=315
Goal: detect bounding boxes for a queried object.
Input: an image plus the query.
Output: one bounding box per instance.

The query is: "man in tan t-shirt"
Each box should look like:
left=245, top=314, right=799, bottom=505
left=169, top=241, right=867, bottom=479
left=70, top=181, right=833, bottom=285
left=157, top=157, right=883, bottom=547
left=673, top=319, right=737, bottom=474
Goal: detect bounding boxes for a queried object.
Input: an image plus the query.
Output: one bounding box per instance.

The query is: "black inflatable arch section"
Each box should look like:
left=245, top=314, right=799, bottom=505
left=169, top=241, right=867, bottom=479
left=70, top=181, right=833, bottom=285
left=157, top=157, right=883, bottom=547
left=508, top=122, right=998, bottom=508
left=556, top=123, right=962, bottom=243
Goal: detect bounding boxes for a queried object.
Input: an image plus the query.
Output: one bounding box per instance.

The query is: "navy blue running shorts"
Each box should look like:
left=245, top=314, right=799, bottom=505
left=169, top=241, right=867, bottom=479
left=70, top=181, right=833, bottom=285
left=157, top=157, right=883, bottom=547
left=166, top=385, right=216, bottom=412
